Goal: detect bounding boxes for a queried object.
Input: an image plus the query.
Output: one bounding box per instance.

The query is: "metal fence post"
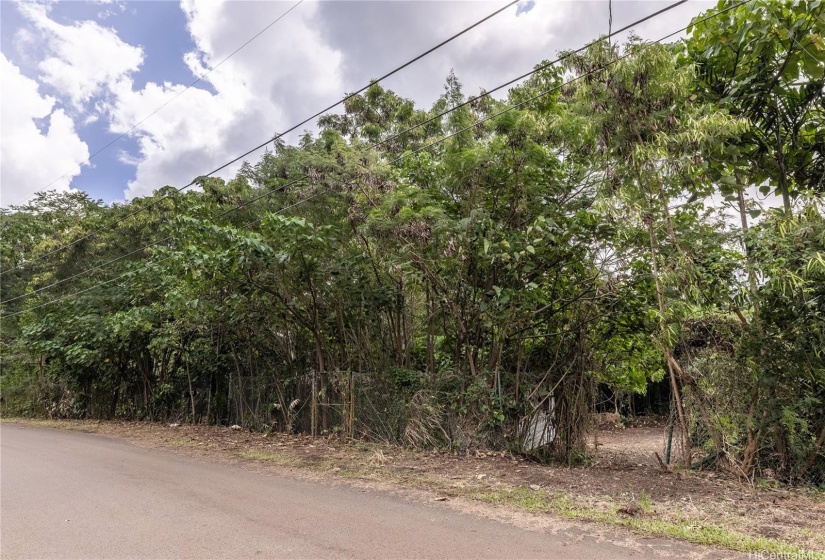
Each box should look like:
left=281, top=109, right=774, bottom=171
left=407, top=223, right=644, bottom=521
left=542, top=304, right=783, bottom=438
left=311, top=369, right=318, bottom=437
left=349, top=371, right=355, bottom=439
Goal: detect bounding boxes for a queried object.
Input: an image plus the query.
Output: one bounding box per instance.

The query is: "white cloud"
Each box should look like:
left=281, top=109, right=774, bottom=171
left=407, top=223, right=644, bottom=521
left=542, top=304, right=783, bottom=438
left=18, top=1, right=143, bottom=110
left=112, top=0, right=714, bottom=201
left=96, top=0, right=128, bottom=21
left=0, top=53, right=89, bottom=207
left=2, top=0, right=717, bottom=207
left=110, top=0, right=344, bottom=200
left=311, top=0, right=714, bottom=109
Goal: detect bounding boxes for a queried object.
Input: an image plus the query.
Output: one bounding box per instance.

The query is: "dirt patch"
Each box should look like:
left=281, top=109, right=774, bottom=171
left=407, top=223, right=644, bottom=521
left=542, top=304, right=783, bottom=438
left=592, top=411, right=623, bottom=429
left=9, top=418, right=824, bottom=555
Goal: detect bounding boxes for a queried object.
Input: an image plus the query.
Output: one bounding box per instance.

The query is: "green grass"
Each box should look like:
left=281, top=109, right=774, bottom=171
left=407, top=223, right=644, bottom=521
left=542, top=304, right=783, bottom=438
left=638, top=490, right=653, bottom=512
left=9, top=418, right=823, bottom=557
left=798, top=527, right=825, bottom=550
left=235, top=450, right=305, bottom=467
left=461, top=485, right=824, bottom=557
left=165, top=438, right=212, bottom=449
left=622, top=517, right=819, bottom=556
left=187, top=441, right=825, bottom=557
left=336, top=468, right=367, bottom=479
left=236, top=450, right=347, bottom=473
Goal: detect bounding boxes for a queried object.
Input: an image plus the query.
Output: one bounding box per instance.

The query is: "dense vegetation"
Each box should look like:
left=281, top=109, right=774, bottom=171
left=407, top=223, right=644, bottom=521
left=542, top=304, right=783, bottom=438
left=2, top=0, right=823, bottom=483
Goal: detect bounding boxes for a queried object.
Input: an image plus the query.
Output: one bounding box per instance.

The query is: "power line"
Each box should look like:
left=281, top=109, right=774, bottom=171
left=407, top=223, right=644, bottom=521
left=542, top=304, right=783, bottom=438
left=325, top=0, right=690, bottom=163
left=34, top=0, right=306, bottom=196
left=0, top=0, right=734, bottom=309
left=0, top=0, right=753, bottom=319
left=0, top=0, right=686, bottom=304
left=609, top=0, right=613, bottom=48
left=1, top=0, right=519, bottom=278
left=0, top=2, right=308, bottom=236
left=4, top=0, right=680, bottom=277
left=1, top=196, right=320, bottom=319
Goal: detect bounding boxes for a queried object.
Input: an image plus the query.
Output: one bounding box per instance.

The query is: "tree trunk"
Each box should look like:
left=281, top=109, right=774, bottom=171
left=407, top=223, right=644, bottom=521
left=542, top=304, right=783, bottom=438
left=664, top=355, right=723, bottom=455
left=110, top=385, right=120, bottom=419
left=231, top=350, right=244, bottom=425
left=426, top=285, right=435, bottom=375
left=775, top=127, right=792, bottom=213
left=185, top=353, right=196, bottom=424
left=647, top=220, right=691, bottom=465
left=804, top=421, right=825, bottom=472
left=736, top=180, right=761, bottom=320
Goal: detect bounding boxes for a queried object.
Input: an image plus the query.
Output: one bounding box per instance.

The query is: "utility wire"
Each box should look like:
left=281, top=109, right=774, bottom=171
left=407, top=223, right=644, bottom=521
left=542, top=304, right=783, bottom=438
left=0, top=0, right=738, bottom=309
left=1, top=196, right=321, bottom=320
left=35, top=0, right=306, bottom=196
left=1, top=0, right=519, bottom=278
left=0, top=0, right=304, bottom=258
left=0, top=0, right=753, bottom=319
left=609, top=0, right=613, bottom=47
left=326, top=0, right=690, bottom=166
left=133, top=0, right=704, bottom=219
left=4, top=0, right=682, bottom=277
left=0, top=0, right=687, bottom=304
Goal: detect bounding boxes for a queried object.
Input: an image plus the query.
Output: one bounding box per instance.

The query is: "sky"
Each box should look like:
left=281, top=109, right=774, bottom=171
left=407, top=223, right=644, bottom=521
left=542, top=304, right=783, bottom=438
left=0, top=0, right=716, bottom=209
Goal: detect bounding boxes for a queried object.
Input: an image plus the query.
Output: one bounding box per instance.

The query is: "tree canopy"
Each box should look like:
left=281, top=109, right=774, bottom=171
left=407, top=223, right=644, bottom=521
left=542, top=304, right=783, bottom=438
left=2, top=1, right=823, bottom=483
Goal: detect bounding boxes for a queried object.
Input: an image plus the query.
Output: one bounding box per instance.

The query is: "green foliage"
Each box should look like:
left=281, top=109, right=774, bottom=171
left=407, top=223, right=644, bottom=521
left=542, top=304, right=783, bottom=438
left=686, top=0, right=825, bottom=206
left=1, top=18, right=823, bottom=481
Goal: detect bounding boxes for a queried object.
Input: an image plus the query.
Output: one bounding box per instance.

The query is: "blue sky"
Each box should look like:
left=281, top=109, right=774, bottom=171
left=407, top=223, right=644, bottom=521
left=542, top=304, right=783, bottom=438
left=1, top=1, right=199, bottom=204
left=50, top=2, right=201, bottom=203
left=0, top=0, right=712, bottom=208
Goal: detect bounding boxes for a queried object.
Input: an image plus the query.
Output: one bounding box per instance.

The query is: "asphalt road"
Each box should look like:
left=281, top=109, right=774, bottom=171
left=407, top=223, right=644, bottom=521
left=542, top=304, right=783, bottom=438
left=1, top=423, right=735, bottom=559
